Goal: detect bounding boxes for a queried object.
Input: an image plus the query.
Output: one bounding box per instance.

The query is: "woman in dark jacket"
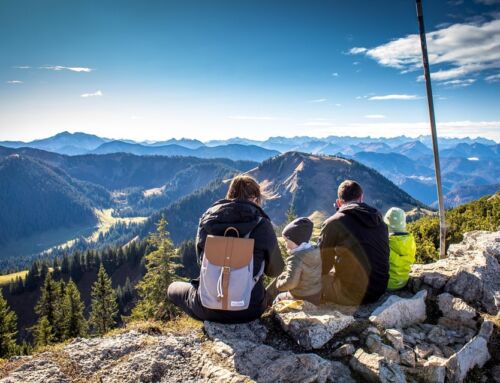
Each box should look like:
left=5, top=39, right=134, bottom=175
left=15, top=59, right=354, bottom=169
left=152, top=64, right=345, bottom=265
left=167, top=175, right=284, bottom=323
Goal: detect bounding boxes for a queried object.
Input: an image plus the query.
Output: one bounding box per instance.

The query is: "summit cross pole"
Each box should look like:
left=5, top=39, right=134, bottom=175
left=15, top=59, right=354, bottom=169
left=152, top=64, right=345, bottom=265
left=415, top=0, right=447, bottom=259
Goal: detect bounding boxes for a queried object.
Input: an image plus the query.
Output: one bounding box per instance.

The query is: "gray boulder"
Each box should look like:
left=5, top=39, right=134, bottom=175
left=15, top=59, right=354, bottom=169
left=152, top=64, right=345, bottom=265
left=445, top=320, right=494, bottom=383
left=350, top=349, right=406, bottom=383
left=274, top=304, right=355, bottom=349
left=369, top=290, right=427, bottom=329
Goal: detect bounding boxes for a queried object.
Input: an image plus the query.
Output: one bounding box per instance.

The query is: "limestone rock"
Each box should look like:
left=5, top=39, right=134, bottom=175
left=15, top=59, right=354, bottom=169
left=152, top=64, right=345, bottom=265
left=366, top=334, right=400, bottom=363
left=437, top=293, right=477, bottom=326
left=400, top=349, right=416, bottom=368
left=275, top=305, right=355, bottom=349
left=385, top=329, right=404, bottom=351
left=331, top=343, right=355, bottom=358
left=350, top=349, right=406, bottom=383
left=204, top=320, right=268, bottom=343
left=327, top=361, right=355, bottom=383
left=369, top=290, right=427, bottom=329
left=410, top=231, right=500, bottom=315
left=445, top=320, right=494, bottom=383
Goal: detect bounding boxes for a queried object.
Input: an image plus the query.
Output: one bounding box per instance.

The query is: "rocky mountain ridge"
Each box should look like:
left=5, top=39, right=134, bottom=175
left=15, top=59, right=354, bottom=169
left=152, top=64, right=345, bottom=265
left=1, top=230, right=498, bottom=383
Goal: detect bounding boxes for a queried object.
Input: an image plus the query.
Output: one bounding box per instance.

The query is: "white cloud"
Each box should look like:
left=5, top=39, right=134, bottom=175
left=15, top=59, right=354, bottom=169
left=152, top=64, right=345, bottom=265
left=335, top=103, right=342, bottom=107
left=303, top=120, right=333, bottom=127
left=441, top=78, right=476, bottom=87
left=365, top=114, right=386, bottom=119
left=350, top=20, right=500, bottom=84
left=227, top=115, right=279, bottom=121
left=348, top=47, right=367, bottom=54
left=6, top=80, right=23, bottom=84
left=369, top=94, right=422, bottom=100
left=309, top=98, right=327, bottom=103
left=13, top=66, right=30, bottom=69
left=42, top=66, right=93, bottom=72
left=332, top=72, right=339, bottom=77
left=485, top=73, right=500, bottom=82
left=81, top=90, right=103, bottom=98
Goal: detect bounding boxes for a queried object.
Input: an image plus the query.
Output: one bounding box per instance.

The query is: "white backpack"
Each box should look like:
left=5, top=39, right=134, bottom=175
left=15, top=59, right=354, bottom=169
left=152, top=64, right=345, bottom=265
left=199, top=219, right=264, bottom=311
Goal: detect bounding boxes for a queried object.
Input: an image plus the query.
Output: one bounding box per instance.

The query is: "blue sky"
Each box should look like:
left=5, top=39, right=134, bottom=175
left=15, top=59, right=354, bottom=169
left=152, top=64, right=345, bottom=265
left=0, top=0, right=499, bottom=142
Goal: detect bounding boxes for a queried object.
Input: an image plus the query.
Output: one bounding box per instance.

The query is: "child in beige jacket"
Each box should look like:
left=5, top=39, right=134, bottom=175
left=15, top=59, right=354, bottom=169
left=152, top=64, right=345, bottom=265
left=274, top=217, right=322, bottom=305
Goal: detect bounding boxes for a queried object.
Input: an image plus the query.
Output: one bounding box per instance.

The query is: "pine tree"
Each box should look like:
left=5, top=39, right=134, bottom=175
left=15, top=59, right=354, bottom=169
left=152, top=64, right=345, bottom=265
left=70, top=252, right=83, bottom=282
left=34, top=273, right=61, bottom=333
left=34, top=316, right=54, bottom=348
left=61, top=253, right=71, bottom=275
left=0, top=291, right=18, bottom=358
left=131, top=215, right=178, bottom=320
left=62, top=280, right=87, bottom=339
left=285, top=204, right=298, bottom=224
left=89, top=264, right=118, bottom=335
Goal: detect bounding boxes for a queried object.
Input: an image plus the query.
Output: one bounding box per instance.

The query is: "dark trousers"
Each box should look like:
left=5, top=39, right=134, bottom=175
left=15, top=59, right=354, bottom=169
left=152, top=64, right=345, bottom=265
left=167, top=281, right=267, bottom=324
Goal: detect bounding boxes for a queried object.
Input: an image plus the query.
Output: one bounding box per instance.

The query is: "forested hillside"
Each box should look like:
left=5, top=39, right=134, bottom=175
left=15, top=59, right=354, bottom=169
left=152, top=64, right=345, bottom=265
left=0, top=155, right=109, bottom=245
left=408, top=192, right=500, bottom=263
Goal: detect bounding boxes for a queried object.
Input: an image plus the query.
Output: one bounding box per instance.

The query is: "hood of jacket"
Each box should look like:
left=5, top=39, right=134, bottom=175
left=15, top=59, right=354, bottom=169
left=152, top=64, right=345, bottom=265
left=338, top=202, right=384, bottom=228
left=389, top=233, right=416, bottom=258
left=200, top=199, right=270, bottom=237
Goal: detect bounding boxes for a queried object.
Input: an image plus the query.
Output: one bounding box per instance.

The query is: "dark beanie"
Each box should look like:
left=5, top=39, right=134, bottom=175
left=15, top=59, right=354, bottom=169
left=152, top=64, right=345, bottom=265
left=282, top=217, right=314, bottom=245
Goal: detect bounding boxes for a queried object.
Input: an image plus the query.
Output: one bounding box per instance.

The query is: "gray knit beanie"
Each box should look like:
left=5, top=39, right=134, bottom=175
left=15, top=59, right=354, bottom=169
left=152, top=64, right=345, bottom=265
left=282, top=217, right=314, bottom=245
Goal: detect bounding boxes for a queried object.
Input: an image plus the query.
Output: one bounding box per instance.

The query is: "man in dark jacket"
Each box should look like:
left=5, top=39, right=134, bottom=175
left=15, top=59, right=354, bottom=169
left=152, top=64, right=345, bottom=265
left=319, top=180, right=389, bottom=305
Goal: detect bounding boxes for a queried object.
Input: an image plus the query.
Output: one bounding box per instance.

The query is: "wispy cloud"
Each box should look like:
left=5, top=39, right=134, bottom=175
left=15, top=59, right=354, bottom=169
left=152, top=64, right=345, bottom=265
left=227, top=115, right=279, bottom=121
left=6, top=80, right=23, bottom=84
left=441, top=78, right=476, bottom=87
left=81, top=90, right=103, bottom=98
left=364, top=114, right=386, bottom=119
left=13, top=66, right=30, bottom=69
left=42, top=65, right=93, bottom=72
left=349, top=20, right=500, bottom=84
left=369, top=94, right=421, bottom=101
left=348, top=47, right=367, bottom=54
left=485, top=73, right=500, bottom=82
left=309, top=98, right=327, bottom=103
left=331, top=72, right=339, bottom=77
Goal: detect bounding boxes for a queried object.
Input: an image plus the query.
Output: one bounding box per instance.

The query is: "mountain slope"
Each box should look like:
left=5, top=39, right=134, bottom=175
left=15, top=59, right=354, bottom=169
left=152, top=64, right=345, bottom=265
left=248, top=152, right=425, bottom=223
left=0, top=155, right=106, bottom=245
left=142, top=152, right=425, bottom=244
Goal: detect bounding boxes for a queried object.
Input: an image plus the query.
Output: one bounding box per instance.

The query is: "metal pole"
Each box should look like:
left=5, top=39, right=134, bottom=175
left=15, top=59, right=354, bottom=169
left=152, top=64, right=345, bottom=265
left=415, top=0, right=446, bottom=259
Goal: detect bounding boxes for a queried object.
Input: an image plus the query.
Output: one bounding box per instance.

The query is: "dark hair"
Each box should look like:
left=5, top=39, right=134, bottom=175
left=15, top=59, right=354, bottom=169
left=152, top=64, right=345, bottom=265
left=338, top=180, right=363, bottom=202
left=226, top=175, right=262, bottom=204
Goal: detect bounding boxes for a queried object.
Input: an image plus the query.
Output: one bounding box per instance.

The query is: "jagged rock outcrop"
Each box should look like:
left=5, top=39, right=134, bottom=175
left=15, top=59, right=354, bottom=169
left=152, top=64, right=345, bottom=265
left=410, top=230, right=500, bottom=315
left=0, top=231, right=498, bottom=383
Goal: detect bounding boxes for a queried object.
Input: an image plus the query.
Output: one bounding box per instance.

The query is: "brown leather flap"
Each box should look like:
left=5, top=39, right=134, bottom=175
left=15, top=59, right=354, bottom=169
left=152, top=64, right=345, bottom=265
left=205, top=235, right=254, bottom=268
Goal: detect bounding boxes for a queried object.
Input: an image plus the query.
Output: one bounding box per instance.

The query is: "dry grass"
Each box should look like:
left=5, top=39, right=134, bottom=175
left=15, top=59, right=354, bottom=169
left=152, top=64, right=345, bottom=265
left=0, top=270, right=28, bottom=286
left=111, top=315, right=203, bottom=337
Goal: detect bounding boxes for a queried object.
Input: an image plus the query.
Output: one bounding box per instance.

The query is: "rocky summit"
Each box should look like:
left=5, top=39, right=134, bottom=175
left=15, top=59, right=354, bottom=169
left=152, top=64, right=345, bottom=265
left=1, top=230, right=499, bottom=383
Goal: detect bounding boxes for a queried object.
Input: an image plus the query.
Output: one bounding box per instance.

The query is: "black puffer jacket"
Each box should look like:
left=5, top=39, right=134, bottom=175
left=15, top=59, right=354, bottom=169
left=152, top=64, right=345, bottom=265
left=194, top=199, right=284, bottom=322
left=319, top=202, right=389, bottom=304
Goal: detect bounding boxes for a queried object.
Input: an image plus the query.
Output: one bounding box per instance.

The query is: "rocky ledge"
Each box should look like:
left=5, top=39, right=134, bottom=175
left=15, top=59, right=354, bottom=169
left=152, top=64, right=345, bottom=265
left=1, top=230, right=499, bottom=383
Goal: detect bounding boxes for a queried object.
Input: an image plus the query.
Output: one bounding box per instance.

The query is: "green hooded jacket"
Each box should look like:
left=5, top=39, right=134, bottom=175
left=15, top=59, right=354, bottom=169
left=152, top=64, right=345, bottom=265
left=387, top=233, right=416, bottom=290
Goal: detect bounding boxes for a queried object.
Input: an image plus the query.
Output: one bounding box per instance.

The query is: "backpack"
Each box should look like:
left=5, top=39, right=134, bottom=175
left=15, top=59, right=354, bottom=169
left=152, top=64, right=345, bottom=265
left=199, top=219, right=264, bottom=311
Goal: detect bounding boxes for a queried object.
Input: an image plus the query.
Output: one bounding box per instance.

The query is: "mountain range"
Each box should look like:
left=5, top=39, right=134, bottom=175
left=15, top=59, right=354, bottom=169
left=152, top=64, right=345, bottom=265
left=1, top=131, right=497, bottom=208
left=0, top=145, right=425, bottom=267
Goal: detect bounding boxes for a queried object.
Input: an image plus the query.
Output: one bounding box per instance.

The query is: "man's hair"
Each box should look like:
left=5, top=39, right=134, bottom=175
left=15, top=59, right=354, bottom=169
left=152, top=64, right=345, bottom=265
left=337, top=180, right=363, bottom=202
left=226, top=175, right=262, bottom=204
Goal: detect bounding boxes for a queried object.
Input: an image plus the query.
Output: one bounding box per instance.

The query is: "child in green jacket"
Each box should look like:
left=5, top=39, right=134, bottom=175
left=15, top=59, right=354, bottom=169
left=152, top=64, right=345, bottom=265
left=384, top=207, right=416, bottom=290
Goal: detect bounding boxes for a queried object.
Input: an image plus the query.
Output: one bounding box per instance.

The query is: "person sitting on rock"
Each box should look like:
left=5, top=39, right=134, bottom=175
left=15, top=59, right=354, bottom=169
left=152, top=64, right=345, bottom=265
left=167, top=175, right=284, bottom=323
left=384, top=207, right=416, bottom=291
left=319, top=180, right=389, bottom=305
left=273, top=217, right=322, bottom=305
